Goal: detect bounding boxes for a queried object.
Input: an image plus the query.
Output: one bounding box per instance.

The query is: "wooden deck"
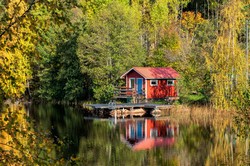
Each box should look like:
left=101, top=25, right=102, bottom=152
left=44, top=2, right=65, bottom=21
left=83, top=116, right=171, bottom=122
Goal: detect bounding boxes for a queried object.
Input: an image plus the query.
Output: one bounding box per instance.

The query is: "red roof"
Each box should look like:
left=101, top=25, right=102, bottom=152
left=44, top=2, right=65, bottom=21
left=121, top=67, right=180, bottom=79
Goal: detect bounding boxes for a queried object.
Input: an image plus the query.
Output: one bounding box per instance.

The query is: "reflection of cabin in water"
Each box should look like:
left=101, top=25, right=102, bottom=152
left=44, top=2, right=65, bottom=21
left=117, top=67, right=180, bottom=102
left=120, top=119, right=179, bottom=151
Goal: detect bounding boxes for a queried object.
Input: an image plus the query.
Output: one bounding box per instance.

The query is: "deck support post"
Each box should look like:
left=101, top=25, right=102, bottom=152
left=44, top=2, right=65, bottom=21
left=246, top=134, right=249, bottom=156
left=114, top=110, right=117, bottom=124
left=130, top=107, right=134, bottom=119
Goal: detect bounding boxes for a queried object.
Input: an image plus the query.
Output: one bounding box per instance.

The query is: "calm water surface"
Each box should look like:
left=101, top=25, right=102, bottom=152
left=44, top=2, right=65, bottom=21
left=27, top=104, right=248, bottom=166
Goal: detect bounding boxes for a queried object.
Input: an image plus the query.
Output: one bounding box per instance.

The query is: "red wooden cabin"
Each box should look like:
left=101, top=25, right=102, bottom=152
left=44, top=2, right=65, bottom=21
left=120, top=67, right=180, bottom=100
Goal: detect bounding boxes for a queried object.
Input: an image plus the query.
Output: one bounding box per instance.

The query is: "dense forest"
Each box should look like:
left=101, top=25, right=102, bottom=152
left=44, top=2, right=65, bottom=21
left=0, top=0, right=250, bottom=110
left=0, top=1, right=249, bottom=164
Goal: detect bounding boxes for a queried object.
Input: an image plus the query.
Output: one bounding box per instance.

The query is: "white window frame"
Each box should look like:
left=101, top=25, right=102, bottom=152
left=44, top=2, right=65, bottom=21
left=150, top=80, right=158, bottom=86
left=129, top=78, right=135, bottom=89
left=167, top=80, right=174, bottom=86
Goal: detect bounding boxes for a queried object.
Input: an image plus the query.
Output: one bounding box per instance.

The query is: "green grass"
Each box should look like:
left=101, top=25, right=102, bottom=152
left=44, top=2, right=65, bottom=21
left=179, top=93, right=208, bottom=105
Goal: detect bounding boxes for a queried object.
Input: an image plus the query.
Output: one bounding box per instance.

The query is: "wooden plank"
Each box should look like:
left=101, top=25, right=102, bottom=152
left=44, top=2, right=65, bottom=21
left=113, top=96, right=133, bottom=99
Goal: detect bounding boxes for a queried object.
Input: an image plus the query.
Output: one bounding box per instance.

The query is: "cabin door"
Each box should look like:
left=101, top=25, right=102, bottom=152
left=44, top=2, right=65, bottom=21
left=137, top=78, right=143, bottom=94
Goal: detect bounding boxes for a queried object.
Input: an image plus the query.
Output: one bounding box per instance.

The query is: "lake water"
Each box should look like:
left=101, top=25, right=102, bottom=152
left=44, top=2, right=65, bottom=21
left=1, top=103, right=249, bottom=165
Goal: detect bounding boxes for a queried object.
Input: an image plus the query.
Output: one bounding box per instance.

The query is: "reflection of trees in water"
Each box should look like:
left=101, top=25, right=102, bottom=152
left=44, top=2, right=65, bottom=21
left=178, top=119, right=249, bottom=165
left=30, top=104, right=89, bottom=160
left=178, top=124, right=214, bottom=165
left=0, top=104, right=62, bottom=165
left=28, top=104, right=248, bottom=165
left=169, top=106, right=249, bottom=165
left=205, top=120, right=249, bottom=165
left=77, top=121, right=145, bottom=165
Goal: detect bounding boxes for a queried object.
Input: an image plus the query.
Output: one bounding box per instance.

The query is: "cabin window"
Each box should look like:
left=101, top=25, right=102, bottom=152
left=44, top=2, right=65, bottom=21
left=150, top=80, right=158, bottom=86
left=150, top=129, right=158, bottom=138
left=167, top=80, right=174, bottom=86
left=129, top=78, right=135, bottom=89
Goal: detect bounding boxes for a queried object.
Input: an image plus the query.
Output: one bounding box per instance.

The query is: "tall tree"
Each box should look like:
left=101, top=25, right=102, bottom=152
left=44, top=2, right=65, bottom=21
left=77, top=1, right=145, bottom=102
left=32, top=1, right=83, bottom=102
left=205, top=0, right=248, bottom=110
left=178, top=11, right=214, bottom=99
left=135, top=0, right=186, bottom=56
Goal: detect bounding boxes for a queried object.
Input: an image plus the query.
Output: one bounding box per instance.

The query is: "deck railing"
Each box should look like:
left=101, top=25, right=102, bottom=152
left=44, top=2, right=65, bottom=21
left=113, top=87, right=136, bottom=98
left=113, top=87, right=145, bottom=103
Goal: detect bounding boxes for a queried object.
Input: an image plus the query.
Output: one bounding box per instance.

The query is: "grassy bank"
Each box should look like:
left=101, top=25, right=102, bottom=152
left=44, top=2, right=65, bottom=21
left=168, top=105, right=233, bottom=125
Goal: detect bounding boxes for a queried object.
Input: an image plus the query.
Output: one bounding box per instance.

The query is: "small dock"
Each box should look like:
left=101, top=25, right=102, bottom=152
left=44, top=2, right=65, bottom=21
left=84, top=103, right=173, bottom=118
left=87, top=103, right=172, bottom=111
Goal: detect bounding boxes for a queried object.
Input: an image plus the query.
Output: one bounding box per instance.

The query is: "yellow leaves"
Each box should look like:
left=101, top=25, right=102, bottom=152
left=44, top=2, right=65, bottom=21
left=181, top=11, right=205, bottom=34
left=220, top=0, right=244, bottom=31
left=0, top=1, right=35, bottom=99
left=0, top=49, right=29, bottom=98
left=0, top=105, right=31, bottom=159
left=0, top=104, right=59, bottom=165
left=6, top=0, right=27, bottom=23
left=206, top=0, right=248, bottom=110
left=1, top=0, right=36, bottom=49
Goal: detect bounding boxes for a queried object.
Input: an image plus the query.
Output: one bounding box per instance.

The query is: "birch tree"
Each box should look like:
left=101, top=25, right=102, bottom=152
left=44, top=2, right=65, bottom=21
left=205, top=0, right=248, bottom=110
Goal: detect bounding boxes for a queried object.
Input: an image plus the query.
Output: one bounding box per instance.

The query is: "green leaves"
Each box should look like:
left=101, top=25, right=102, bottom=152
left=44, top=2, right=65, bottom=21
left=37, top=32, right=86, bottom=102
left=0, top=0, right=249, bottom=108
left=77, top=1, right=145, bottom=102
